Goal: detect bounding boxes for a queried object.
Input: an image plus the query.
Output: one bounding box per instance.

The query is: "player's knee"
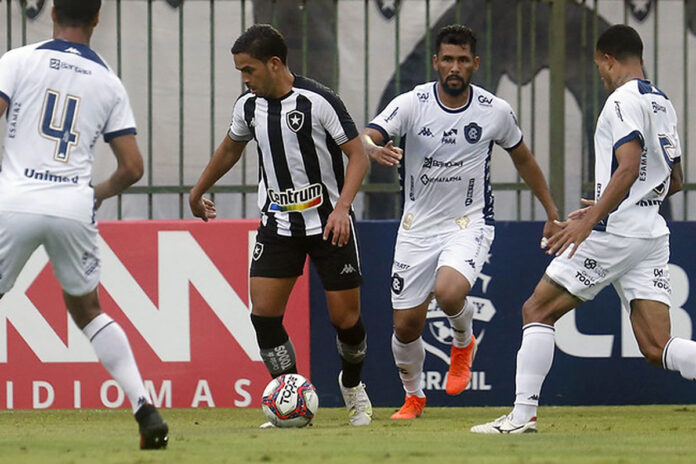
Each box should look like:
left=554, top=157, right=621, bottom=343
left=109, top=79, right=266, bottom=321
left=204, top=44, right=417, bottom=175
left=434, top=289, right=466, bottom=315
left=392, top=321, right=421, bottom=344
left=521, top=296, right=552, bottom=325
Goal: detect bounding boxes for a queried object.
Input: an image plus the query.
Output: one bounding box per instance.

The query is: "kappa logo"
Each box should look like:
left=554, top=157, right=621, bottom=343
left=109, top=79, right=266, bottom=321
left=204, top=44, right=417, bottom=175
left=418, top=126, right=434, bottom=137
left=286, top=110, right=305, bottom=132
left=340, top=264, right=356, bottom=275
left=614, top=101, right=624, bottom=121
left=464, top=122, right=482, bottom=144
left=252, top=243, right=264, bottom=261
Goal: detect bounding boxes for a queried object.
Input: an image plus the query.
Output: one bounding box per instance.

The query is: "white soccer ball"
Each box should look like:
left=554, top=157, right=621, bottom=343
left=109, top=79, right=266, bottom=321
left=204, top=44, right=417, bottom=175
left=261, top=374, right=319, bottom=428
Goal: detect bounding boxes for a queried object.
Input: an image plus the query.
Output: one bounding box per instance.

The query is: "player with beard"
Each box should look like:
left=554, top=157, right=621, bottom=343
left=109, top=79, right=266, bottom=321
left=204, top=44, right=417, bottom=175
left=361, top=25, right=560, bottom=419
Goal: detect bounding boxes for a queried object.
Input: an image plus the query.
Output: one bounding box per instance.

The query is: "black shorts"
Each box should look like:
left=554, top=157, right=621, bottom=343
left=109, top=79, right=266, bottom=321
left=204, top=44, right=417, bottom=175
left=250, top=225, right=363, bottom=291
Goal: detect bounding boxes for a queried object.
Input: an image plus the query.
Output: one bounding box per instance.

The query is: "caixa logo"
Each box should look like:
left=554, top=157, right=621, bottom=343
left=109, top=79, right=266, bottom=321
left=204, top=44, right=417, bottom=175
left=555, top=263, right=690, bottom=358
left=421, top=270, right=495, bottom=392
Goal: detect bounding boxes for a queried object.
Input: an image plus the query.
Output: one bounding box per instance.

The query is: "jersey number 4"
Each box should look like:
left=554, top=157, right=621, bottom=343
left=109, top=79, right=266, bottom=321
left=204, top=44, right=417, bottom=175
left=39, top=90, right=80, bottom=163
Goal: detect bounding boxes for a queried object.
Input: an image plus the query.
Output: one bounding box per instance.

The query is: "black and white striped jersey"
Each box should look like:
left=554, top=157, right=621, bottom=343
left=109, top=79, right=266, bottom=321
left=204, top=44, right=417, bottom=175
left=228, top=75, right=358, bottom=237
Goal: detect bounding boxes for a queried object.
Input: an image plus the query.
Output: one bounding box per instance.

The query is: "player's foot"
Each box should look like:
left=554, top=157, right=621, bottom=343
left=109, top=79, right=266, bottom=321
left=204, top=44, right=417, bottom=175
left=390, top=394, right=426, bottom=420
left=445, top=335, right=477, bottom=395
left=470, top=414, right=538, bottom=434
left=338, top=371, right=373, bottom=426
left=135, top=403, right=169, bottom=449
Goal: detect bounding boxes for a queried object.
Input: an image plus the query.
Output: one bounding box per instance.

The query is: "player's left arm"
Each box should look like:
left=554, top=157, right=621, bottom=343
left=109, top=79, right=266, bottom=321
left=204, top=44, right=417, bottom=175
left=93, top=134, right=144, bottom=209
left=547, top=139, right=641, bottom=258
left=0, top=97, right=7, bottom=117
left=508, top=142, right=561, bottom=242
left=323, top=136, right=369, bottom=246
left=667, top=160, right=683, bottom=197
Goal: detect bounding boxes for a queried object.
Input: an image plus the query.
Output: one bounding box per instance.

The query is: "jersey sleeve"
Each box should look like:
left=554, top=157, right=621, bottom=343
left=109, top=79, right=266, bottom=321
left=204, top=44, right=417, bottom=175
left=608, top=93, right=645, bottom=151
left=367, top=92, right=413, bottom=141
left=228, top=96, right=254, bottom=142
left=103, top=79, right=137, bottom=142
left=317, top=92, right=358, bottom=146
left=0, top=49, right=19, bottom=104
left=495, top=100, right=524, bottom=150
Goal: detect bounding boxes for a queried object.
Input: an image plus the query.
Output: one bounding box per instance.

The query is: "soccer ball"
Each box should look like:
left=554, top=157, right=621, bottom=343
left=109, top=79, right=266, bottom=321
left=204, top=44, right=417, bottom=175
left=261, top=374, right=319, bottom=428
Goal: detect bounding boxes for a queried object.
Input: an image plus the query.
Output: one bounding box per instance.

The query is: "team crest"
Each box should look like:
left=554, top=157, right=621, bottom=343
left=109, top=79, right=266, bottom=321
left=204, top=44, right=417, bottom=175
left=252, top=243, right=264, bottom=261
left=464, top=122, right=482, bottom=144
left=286, top=110, right=305, bottom=133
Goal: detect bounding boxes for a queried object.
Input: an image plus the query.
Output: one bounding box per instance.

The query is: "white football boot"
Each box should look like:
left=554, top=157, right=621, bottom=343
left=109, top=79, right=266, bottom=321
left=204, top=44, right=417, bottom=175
left=338, top=371, right=373, bottom=426
left=470, top=414, right=538, bottom=434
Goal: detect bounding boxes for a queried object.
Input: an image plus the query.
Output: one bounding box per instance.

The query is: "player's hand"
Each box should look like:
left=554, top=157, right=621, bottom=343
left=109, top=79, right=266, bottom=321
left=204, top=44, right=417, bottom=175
left=189, top=195, right=217, bottom=222
left=540, top=217, right=562, bottom=249
left=369, top=140, right=403, bottom=167
left=323, top=204, right=351, bottom=246
left=545, top=214, right=593, bottom=259
left=567, top=198, right=595, bottom=220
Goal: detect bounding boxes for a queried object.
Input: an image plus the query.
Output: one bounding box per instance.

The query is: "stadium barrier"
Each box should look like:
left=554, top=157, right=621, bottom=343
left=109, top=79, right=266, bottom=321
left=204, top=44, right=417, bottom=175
left=1, top=219, right=695, bottom=409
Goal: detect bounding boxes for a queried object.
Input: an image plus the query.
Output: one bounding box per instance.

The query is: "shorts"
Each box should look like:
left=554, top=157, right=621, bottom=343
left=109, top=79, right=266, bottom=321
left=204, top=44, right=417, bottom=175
left=0, top=212, right=100, bottom=296
left=250, top=224, right=362, bottom=291
left=390, top=222, right=495, bottom=309
left=545, top=231, right=671, bottom=308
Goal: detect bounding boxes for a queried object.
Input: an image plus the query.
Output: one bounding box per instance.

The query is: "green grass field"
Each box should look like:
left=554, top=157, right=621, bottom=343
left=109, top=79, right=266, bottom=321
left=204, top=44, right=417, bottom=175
left=1, top=405, right=695, bottom=463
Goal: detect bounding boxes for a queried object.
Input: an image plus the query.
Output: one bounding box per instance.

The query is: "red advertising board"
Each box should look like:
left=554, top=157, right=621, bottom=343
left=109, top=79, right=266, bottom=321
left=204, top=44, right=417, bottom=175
left=0, top=220, right=310, bottom=409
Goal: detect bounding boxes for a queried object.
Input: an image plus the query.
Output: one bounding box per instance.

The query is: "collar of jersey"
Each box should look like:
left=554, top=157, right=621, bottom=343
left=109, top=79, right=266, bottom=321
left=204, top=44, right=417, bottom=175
left=37, top=39, right=108, bottom=70
left=433, top=82, right=473, bottom=113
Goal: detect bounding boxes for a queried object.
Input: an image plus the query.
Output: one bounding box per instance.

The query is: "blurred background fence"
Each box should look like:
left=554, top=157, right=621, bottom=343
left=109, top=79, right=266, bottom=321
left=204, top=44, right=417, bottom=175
left=1, top=0, right=694, bottom=221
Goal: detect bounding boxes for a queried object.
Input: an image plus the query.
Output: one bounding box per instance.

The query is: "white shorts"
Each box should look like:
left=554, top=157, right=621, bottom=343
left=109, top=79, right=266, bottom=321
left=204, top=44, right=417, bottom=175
left=0, top=212, right=100, bottom=296
left=545, top=231, right=671, bottom=307
left=390, top=222, right=495, bottom=309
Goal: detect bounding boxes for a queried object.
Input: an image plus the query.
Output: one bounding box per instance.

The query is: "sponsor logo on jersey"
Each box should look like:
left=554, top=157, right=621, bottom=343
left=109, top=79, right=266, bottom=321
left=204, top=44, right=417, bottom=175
left=409, top=176, right=415, bottom=201
left=286, top=110, right=305, bottom=133
left=393, top=260, right=410, bottom=270
left=639, top=147, right=648, bottom=181
left=652, top=268, right=671, bottom=293
left=24, top=168, right=78, bottom=184
left=465, top=178, right=475, bottom=205
left=614, top=101, right=623, bottom=121
left=636, top=199, right=663, bottom=207
left=441, top=128, right=458, bottom=144
left=652, top=101, right=666, bottom=114
left=267, top=183, right=323, bottom=213
left=477, top=95, right=493, bottom=106
left=8, top=103, right=21, bottom=139
left=49, top=58, right=92, bottom=75
left=455, top=215, right=470, bottom=230
left=423, top=157, right=464, bottom=169
left=418, top=126, right=434, bottom=137
left=391, top=272, right=404, bottom=294
left=417, top=92, right=430, bottom=103
left=419, top=174, right=462, bottom=185
left=464, top=122, right=482, bottom=144
left=384, top=107, right=399, bottom=123
left=575, top=271, right=596, bottom=287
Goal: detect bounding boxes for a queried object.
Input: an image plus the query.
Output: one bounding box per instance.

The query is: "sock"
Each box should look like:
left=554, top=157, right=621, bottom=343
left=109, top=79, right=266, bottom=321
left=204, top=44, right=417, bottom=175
left=446, top=299, right=475, bottom=348
left=511, top=323, right=555, bottom=424
left=391, top=334, right=425, bottom=398
left=663, top=337, right=696, bottom=380
left=250, top=314, right=297, bottom=377
left=83, top=313, right=151, bottom=413
left=335, top=317, right=367, bottom=388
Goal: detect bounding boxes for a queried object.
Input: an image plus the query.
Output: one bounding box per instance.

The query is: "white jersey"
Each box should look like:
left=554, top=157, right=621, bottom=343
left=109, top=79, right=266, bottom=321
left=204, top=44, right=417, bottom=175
left=369, top=82, right=522, bottom=236
left=0, top=39, right=136, bottom=223
left=593, top=79, right=680, bottom=238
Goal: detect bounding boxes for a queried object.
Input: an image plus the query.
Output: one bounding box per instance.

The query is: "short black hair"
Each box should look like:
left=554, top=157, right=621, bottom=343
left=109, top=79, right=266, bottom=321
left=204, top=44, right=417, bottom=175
left=54, top=0, right=101, bottom=27
left=596, top=24, right=643, bottom=62
left=435, top=25, right=477, bottom=56
left=231, top=24, right=288, bottom=65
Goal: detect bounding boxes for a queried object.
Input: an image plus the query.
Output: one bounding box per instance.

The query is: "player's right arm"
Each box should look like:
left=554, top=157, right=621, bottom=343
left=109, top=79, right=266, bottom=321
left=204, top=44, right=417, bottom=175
left=667, top=160, right=683, bottom=197
left=189, top=135, right=247, bottom=221
left=0, top=97, right=7, bottom=117
left=361, top=128, right=403, bottom=166
left=93, top=134, right=144, bottom=209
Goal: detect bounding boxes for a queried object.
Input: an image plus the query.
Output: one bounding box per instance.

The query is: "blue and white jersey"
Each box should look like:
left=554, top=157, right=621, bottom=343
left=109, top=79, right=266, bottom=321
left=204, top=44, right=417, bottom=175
left=369, top=82, right=522, bottom=237
left=593, top=79, right=680, bottom=238
left=0, top=39, right=136, bottom=223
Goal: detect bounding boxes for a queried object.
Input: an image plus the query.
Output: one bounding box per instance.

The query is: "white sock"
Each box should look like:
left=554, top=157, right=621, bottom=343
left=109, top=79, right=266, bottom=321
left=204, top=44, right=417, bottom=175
left=83, top=313, right=152, bottom=413
left=663, top=337, right=696, bottom=380
left=446, top=299, right=474, bottom=348
left=391, top=334, right=426, bottom=398
left=511, top=323, right=555, bottom=424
